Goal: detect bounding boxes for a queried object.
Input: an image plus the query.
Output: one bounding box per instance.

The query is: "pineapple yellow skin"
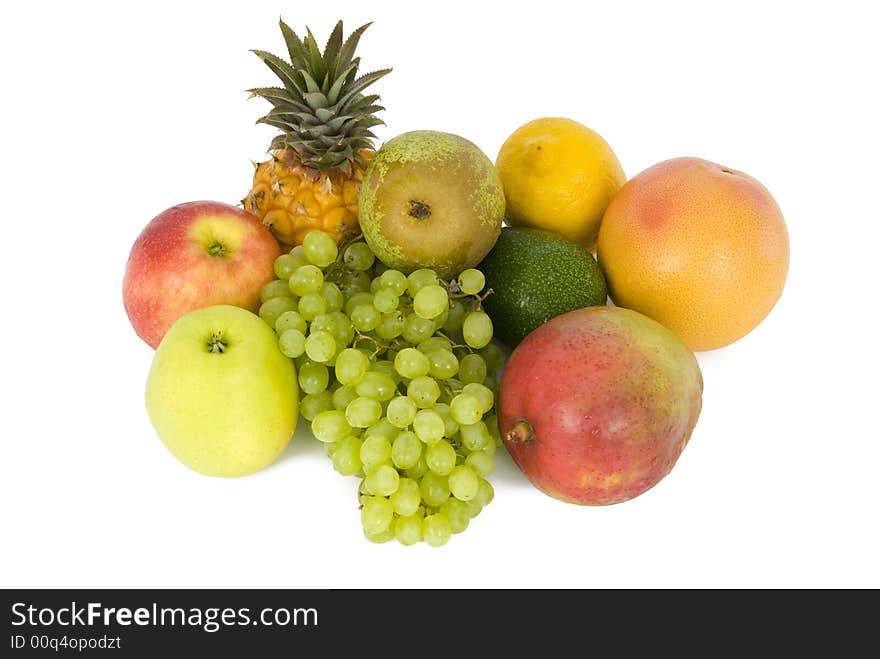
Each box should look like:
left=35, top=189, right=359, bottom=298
left=243, top=150, right=373, bottom=248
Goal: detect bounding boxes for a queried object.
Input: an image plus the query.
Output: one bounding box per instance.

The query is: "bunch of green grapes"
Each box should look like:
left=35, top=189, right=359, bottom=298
left=257, top=230, right=506, bottom=546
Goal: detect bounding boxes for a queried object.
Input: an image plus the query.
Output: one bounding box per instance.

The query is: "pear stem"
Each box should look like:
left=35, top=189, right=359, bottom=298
left=408, top=200, right=431, bottom=220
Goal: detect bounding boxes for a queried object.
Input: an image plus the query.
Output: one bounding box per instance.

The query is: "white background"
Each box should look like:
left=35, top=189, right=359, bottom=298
left=2, top=1, right=878, bottom=589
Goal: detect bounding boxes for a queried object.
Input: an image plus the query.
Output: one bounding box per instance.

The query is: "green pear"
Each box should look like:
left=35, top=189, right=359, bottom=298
left=145, top=305, right=298, bottom=477
left=358, top=130, right=505, bottom=278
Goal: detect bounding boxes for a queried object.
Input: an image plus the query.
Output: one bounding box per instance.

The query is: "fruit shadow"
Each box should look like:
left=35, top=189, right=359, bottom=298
left=490, top=442, right=534, bottom=490
left=273, top=424, right=328, bottom=467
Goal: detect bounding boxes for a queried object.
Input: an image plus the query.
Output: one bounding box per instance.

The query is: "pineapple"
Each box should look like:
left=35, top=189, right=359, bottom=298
left=243, top=20, right=391, bottom=247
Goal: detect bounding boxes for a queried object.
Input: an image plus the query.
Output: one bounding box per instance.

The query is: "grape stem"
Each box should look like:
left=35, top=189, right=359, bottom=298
left=434, top=330, right=473, bottom=354
left=471, top=287, right=494, bottom=311
left=441, top=277, right=494, bottom=309
left=352, top=328, right=386, bottom=358
left=323, top=233, right=366, bottom=285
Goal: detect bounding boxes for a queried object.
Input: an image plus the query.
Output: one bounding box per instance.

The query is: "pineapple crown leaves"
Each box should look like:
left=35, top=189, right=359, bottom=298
left=248, top=19, right=391, bottom=174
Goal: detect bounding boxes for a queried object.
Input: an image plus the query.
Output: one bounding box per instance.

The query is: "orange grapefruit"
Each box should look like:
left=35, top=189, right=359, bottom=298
left=597, top=157, right=789, bottom=351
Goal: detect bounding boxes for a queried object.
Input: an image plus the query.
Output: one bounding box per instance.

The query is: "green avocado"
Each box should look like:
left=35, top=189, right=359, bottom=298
left=478, top=226, right=608, bottom=348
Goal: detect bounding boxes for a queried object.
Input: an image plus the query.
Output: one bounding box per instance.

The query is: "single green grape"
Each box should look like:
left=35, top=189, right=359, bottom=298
left=391, top=430, right=422, bottom=469
left=425, top=439, right=457, bottom=475
left=274, top=253, right=300, bottom=279
left=370, top=359, right=399, bottom=382
left=355, top=371, right=398, bottom=402
left=364, top=524, right=395, bottom=544
left=328, top=311, right=355, bottom=345
left=457, top=269, right=486, bottom=295
left=413, top=409, right=446, bottom=445
left=344, top=292, right=374, bottom=317
left=480, top=341, right=507, bottom=373
left=394, top=348, right=430, bottom=379
left=359, top=434, right=392, bottom=469
left=363, top=418, right=397, bottom=443
left=275, top=310, right=308, bottom=335
left=387, top=396, right=418, bottom=429
left=466, top=499, right=484, bottom=519
left=278, top=329, right=306, bottom=359
left=442, top=298, right=467, bottom=332
left=289, top=264, right=324, bottom=296
left=321, top=281, right=345, bottom=312
left=379, top=269, right=408, bottom=295
left=345, top=396, right=382, bottom=428
left=426, top=349, right=459, bottom=379
left=261, top=278, right=294, bottom=303
left=343, top=241, right=375, bottom=271
left=288, top=245, right=310, bottom=268
left=304, top=330, right=337, bottom=363
left=311, top=409, right=353, bottom=443
left=462, top=382, right=494, bottom=414
left=475, top=478, right=494, bottom=507
left=375, top=311, right=406, bottom=339
left=394, top=513, right=423, bottom=545
left=407, top=376, right=441, bottom=409
left=448, top=464, right=480, bottom=501
left=299, top=390, right=334, bottom=421
left=417, top=336, right=453, bottom=353
left=372, top=287, right=399, bottom=314
left=259, top=296, right=297, bottom=328
left=335, top=348, right=369, bottom=386
left=413, top=284, right=449, bottom=319
left=390, top=477, right=421, bottom=516
left=404, top=455, right=428, bottom=481
left=460, top=421, right=490, bottom=451
left=298, top=360, right=330, bottom=395
left=302, top=230, right=338, bottom=268
left=463, top=310, right=493, bottom=349
left=420, top=471, right=450, bottom=507
left=332, top=384, right=359, bottom=411
left=458, top=353, right=488, bottom=385
left=297, top=292, right=327, bottom=321
left=332, top=435, right=363, bottom=476
left=465, top=450, right=494, bottom=478
left=433, top=403, right=459, bottom=437
left=351, top=304, right=381, bottom=332
left=339, top=269, right=372, bottom=297
left=440, top=498, right=471, bottom=534
left=450, top=393, right=483, bottom=425
left=308, top=313, right=336, bottom=336
left=364, top=464, right=400, bottom=497
left=407, top=268, right=439, bottom=297
left=422, top=513, right=452, bottom=547
left=361, top=495, right=394, bottom=535
left=402, top=314, right=435, bottom=344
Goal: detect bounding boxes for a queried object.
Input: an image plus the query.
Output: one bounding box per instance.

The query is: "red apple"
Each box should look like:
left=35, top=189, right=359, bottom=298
left=123, top=201, right=281, bottom=349
left=499, top=306, right=703, bottom=505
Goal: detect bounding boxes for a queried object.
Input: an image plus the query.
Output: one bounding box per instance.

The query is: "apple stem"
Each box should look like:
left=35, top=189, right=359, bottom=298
left=207, top=332, right=228, bottom=354
left=207, top=241, right=227, bottom=258
left=505, top=419, right=534, bottom=443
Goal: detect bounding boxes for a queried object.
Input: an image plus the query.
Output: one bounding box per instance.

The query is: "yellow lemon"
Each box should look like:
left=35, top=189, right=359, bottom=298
left=496, top=117, right=626, bottom=250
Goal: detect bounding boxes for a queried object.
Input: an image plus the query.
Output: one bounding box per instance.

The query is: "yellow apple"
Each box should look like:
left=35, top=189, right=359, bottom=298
left=145, top=305, right=298, bottom=477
